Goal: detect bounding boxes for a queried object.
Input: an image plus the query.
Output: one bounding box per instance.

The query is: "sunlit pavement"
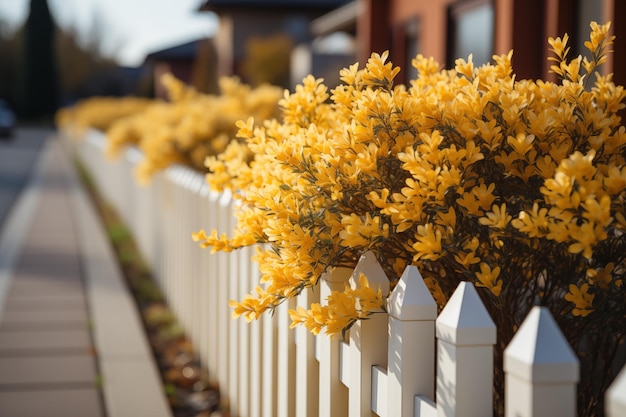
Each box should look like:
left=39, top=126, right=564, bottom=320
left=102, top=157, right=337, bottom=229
left=0, top=130, right=171, bottom=417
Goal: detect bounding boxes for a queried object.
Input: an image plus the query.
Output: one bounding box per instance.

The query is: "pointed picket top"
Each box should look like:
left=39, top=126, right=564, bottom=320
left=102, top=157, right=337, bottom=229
left=436, top=281, right=496, bottom=345
left=349, top=251, right=390, bottom=297
left=504, top=306, right=579, bottom=383
left=606, top=364, right=626, bottom=417
left=387, top=265, right=437, bottom=320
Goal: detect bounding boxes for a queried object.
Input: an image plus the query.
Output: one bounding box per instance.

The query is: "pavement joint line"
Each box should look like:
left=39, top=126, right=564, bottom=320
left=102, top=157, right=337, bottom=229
left=0, top=381, right=97, bottom=392
left=0, top=138, right=54, bottom=320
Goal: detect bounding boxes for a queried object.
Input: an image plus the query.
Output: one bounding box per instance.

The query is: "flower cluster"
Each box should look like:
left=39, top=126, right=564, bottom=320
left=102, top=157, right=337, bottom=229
left=198, top=21, right=624, bottom=329
left=106, top=74, right=283, bottom=182
left=195, top=22, right=624, bottom=414
left=55, top=96, right=153, bottom=137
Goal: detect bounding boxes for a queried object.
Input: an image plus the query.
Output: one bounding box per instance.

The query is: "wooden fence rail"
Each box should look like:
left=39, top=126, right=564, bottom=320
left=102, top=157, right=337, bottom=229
left=66, top=130, right=626, bottom=417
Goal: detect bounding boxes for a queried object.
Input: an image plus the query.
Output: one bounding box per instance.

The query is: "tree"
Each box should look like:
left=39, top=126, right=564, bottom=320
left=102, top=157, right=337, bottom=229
left=19, top=0, right=59, bottom=120
left=0, top=22, right=21, bottom=107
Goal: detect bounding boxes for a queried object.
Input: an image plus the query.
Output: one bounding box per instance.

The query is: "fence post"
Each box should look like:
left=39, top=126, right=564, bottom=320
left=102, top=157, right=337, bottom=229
left=606, top=363, right=626, bottom=417
left=318, top=266, right=351, bottom=417
left=504, top=306, right=579, bottom=417
left=346, top=251, right=390, bottom=417
left=386, top=265, right=438, bottom=417
left=435, top=282, right=496, bottom=417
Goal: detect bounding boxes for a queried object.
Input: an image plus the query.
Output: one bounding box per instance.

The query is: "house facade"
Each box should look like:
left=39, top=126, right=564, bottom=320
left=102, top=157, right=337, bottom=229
left=353, top=0, right=625, bottom=86
left=199, top=0, right=350, bottom=88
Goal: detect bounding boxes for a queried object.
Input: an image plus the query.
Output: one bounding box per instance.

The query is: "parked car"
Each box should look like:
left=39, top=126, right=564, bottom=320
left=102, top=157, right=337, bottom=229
left=0, top=100, right=16, bottom=139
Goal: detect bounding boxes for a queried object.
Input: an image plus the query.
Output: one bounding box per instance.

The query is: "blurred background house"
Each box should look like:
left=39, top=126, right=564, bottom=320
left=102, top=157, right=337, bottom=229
left=144, top=38, right=218, bottom=98
left=199, top=0, right=352, bottom=88
left=198, top=0, right=624, bottom=92
left=310, top=0, right=624, bottom=87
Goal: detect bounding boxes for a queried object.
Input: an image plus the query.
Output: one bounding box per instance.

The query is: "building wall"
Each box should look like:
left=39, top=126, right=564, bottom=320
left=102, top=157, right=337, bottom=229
left=358, top=0, right=625, bottom=85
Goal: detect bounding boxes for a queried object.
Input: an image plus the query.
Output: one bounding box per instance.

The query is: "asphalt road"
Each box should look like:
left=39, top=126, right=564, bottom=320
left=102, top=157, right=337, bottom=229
left=0, top=127, right=52, bottom=228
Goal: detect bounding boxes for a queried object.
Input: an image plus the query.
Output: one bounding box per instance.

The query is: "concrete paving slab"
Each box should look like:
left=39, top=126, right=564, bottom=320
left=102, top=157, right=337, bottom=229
left=7, top=281, right=85, bottom=298
left=11, top=264, right=82, bottom=277
left=0, top=321, right=88, bottom=332
left=10, top=270, right=83, bottom=283
left=0, top=355, right=97, bottom=385
left=9, top=272, right=83, bottom=286
left=0, top=309, right=88, bottom=325
left=0, top=329, right=91, bottom=351
left=2, top=296, right=86, bottom=311
left=0, top=388, right=103, bottom=417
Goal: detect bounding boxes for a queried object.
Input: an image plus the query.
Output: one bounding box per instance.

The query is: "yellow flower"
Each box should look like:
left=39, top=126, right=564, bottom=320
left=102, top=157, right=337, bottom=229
left=339, top=213, right=390, bottom=248
left=603, top=165, right=626, bottom=195
left=507, top=132, right=535, bottom=156
left=472, top=183, right=497, bottom=211
left=479, top=203, right=511, bottom=230
left=454, top=237, right=481, bottom=267
left=412, top=224, right=444, bottom=261
left=567, top=221, right=606, bottom=259
left=457, top=191, right=482, bottom=215
left=512, top=203, right=550, bottom=238
left=564, top=283, right=595, bottom=317
left=350, top=273, right=384, bottom=315
left=475, top=263, right=503, bottom=296
left=586, top=263, right=614, bottom=289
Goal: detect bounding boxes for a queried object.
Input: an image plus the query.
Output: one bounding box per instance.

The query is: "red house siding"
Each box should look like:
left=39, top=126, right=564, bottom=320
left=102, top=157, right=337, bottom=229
left=357, top=0, right=625, bottom=85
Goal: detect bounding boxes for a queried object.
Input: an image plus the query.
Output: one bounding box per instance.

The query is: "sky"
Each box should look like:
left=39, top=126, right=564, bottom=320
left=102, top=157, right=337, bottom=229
left=0, top=0, right=219, bottom=67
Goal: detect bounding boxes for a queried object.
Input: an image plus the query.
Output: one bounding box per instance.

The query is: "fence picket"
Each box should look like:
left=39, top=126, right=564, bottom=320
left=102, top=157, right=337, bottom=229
left=200, top=188, right=219, bottom=382
left=386, top=265, right=437, bottom=417
left=318, top=267, right=351, bottom=417
left=261, top=299, right=278, bottom=417
left=225, top=196, right=240, bottom=415
left=346, top=252, right=390, bottom=417
left=504, top=306, right=579, bottom=417
left=435, top=282, right=496, bottom=417
left=248, top=255, right=263, bottom=415
left=606, top=364, right=626, bottom=417
left=277, top=296, right=297, bottom=417
left=295, top=287, right=320, bottom=417
left=238, top=245, right=253, bottom=416
left=216, top=191, right=232, bottom=410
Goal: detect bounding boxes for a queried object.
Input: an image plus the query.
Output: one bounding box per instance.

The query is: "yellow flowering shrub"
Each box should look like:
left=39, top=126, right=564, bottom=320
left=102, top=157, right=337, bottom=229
left=106, top=74, right=283, bottom=182
left=196, top=22, right=624, bottom=415
left=55, top=96, right=153, bottom=137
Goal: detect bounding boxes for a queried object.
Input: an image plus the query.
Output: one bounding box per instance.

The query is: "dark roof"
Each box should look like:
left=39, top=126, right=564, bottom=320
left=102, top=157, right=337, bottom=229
left=145, top=39, right=204, bottom=61
left=200, top=0, right=350, bottom=12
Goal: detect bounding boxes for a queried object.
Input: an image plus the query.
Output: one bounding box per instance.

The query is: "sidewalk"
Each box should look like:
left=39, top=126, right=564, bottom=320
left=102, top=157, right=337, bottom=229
left=0, top=136, right=171, bottom=417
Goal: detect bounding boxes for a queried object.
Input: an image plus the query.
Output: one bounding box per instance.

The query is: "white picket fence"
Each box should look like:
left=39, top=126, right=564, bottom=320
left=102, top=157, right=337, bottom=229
left=65, top=129, right=626, bottom=417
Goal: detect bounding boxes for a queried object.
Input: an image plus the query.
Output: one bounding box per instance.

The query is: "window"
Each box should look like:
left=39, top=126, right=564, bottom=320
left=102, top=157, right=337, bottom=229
left=575, top=0, right=604, bottom=58
left=404, top=18, right=420, bottom=83
left=447, top=0, right=494, bottom=68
